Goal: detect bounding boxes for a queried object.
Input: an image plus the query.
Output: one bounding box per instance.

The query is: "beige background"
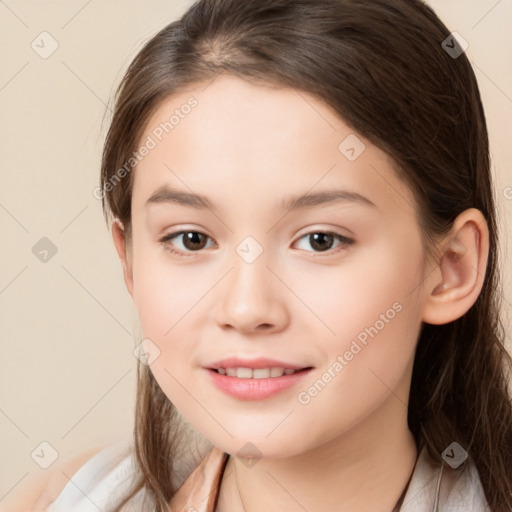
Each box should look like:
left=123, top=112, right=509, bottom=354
left=0, top=0, right=511, bottom=507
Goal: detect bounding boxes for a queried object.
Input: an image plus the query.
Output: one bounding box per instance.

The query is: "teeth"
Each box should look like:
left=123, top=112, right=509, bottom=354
left=237, top=367, right=253, bottom=379
left=253, top=368, right=271, bottom=378
left=216, top=367, right=300, bottom=378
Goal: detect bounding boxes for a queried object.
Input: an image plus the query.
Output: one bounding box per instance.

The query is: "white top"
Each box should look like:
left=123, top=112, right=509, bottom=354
left=46, top=435, right=491, bottom=512
left=46, top=436, right=143, bottom=512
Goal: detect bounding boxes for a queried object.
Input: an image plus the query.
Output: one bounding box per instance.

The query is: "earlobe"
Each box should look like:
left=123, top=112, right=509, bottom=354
left=421, top=208, right=489, bottom=325
left=111, top=219, right=135, bottom=298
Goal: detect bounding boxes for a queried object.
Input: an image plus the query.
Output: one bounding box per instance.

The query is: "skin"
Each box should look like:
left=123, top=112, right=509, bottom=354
left=112, top=75, right=489, bottom=512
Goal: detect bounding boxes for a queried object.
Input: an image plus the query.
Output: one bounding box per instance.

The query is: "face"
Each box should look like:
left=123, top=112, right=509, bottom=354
left=120, top=75, right=429, bottom=458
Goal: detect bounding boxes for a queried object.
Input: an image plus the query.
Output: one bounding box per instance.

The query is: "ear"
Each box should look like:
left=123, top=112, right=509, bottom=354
left=111, top=219, right=135, bottom=298
left=421, top=208, right=489, bottom=325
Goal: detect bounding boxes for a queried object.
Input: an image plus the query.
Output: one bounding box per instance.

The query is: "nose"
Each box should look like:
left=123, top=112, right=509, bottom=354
left=214, top=252, right=289, bottom=335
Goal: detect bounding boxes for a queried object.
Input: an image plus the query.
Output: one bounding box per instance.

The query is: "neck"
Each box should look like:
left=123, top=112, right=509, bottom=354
left=217, top=384, right=418, bottom=512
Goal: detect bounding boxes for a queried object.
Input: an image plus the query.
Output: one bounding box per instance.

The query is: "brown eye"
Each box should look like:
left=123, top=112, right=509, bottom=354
left=309, top=233, right=335, bottom=251
left=294, top=231, right=354, bottom=254
left=180, top=231, right=208, bottom=250
left=159, top=230, right=214, bottom=257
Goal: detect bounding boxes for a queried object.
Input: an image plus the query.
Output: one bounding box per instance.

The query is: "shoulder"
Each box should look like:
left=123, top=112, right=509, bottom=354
left=399, top=446, right=490, bottom=511
left=4, top=445, right=105, bottom=512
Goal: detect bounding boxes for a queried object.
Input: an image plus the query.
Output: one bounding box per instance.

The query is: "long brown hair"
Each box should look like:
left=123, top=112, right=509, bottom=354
left=100, top=1, right=512, bottom=510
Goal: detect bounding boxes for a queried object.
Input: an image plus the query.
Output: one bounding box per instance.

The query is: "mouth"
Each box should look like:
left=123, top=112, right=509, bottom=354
left=208, top=367, right=313, bottom=379
left=205, top=365, right=314, bottom=400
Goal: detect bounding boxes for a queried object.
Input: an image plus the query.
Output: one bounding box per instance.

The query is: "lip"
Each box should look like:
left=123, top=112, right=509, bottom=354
left=206, top=368, right=313, bottom=400
left=205, top=357, right=309, bottom=370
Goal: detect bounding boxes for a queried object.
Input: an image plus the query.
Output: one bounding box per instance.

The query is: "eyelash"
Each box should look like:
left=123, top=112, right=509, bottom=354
left=158, top=230, right=354, bottom=258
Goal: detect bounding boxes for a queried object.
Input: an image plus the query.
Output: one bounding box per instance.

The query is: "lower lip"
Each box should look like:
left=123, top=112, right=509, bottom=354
left=205, top=368, right=313, bottom=400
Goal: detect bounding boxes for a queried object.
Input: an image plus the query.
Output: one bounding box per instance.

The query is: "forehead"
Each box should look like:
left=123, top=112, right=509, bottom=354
left=132, top=75, right=417, bottom=222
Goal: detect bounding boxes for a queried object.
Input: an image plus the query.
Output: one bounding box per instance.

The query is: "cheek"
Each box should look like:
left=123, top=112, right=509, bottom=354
left=299, top=238, right=424, bottom=404
left=353, top=250, right=423, bottom=381
left=130, top=245, right=220, bottom=401
left=296, top=238, right=423, bottom=345
left=131, top=240, right=207, bottom=338
left=290, top=250, right=422, bottom=443
left=131, top=253, right=204, bottom=405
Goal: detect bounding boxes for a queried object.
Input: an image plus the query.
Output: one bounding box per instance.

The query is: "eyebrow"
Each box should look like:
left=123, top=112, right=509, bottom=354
left=144, top=185, right=377, bottom=211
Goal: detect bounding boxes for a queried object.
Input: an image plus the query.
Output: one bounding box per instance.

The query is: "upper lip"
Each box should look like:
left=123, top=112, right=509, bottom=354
left=205, top=357, right=312, bottom=370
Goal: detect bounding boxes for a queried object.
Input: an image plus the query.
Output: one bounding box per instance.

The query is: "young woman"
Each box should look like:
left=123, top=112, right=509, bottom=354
left=31, top=0, right=512, bottom=510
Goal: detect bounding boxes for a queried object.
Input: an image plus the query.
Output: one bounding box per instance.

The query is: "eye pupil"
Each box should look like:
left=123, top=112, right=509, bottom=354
left=310, top=233, right=334, bottom=251
left=184, top=231, right=207, bottom=250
